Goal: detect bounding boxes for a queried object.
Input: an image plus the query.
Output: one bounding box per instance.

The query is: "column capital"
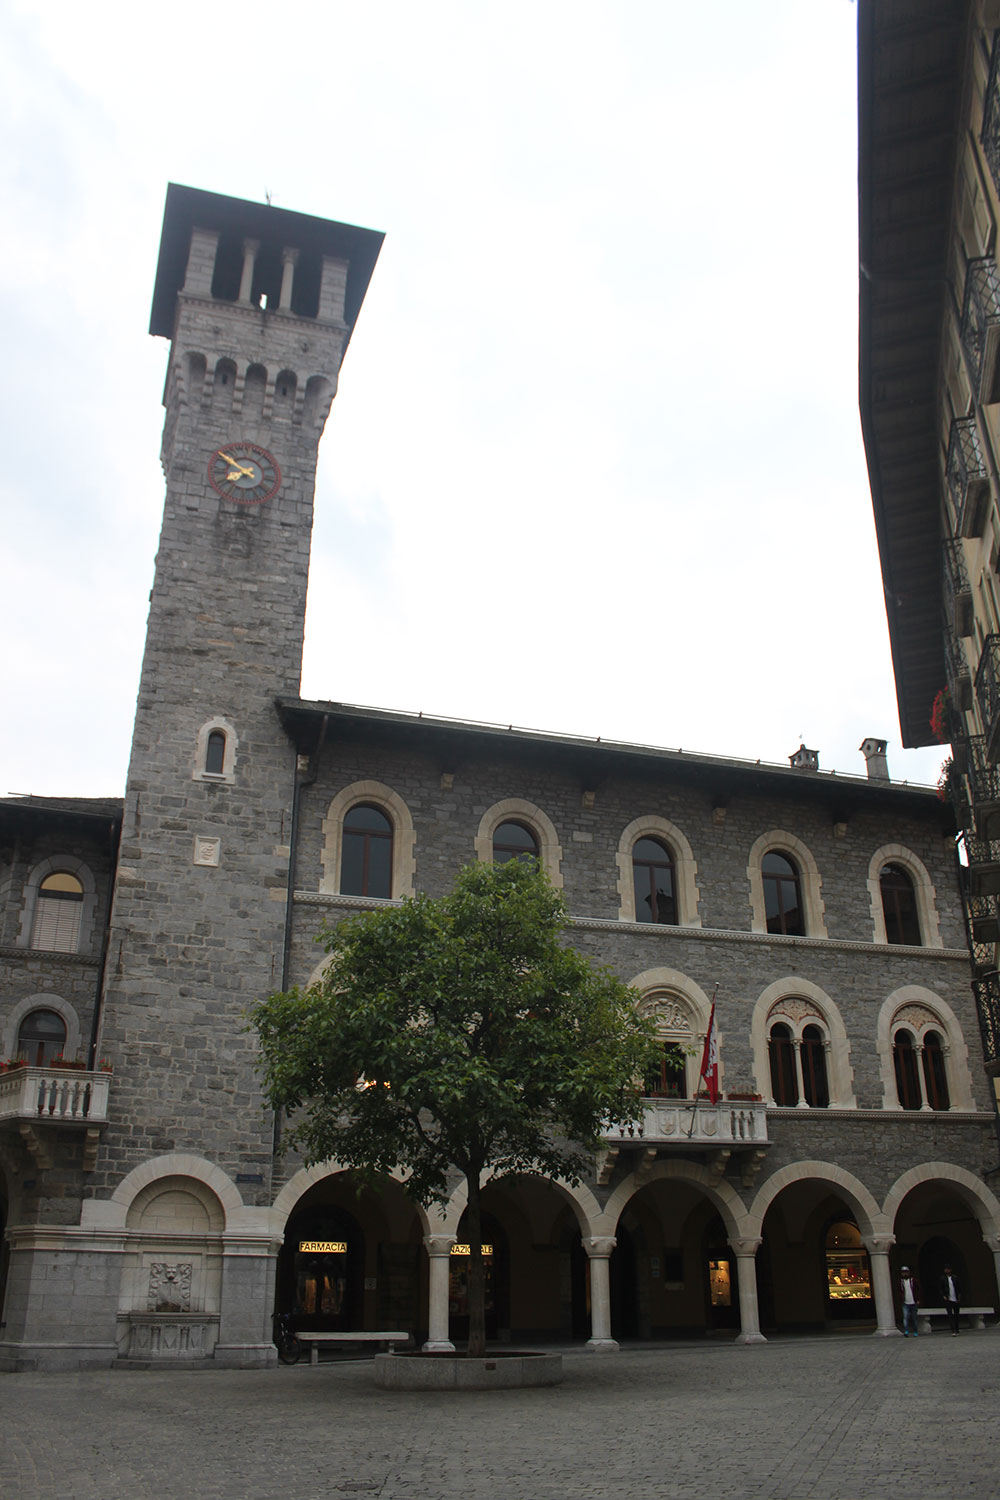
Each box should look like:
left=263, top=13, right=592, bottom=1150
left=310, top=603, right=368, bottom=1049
left=862, top=1233, right=895, bottom=1256
left=728, top=1237, right=762, bottom=1258
left=585, top=1236, right=617, bottom=1259
left=281, top=245, right=300, bottom=266
left=981, top=1231, right=1000, bottom=1254
left=423, top=1234, right=456, bottom=1257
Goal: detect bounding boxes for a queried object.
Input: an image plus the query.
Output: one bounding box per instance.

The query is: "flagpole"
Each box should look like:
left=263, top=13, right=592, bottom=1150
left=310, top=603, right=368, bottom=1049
left=686, top=984, right=719, bottom=1139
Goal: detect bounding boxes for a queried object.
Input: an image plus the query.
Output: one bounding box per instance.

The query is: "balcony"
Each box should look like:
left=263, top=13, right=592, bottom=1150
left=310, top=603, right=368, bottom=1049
left=943, top=537, right=974, bottom=638
left=944, top=627, right=974, bottom=713
left=960, top=258, right=1000, bottom=404
left=982, top=34, right=1000, bottom=202
left=972, top=972, right=1000, bottom=1071
left=0, top=1065, right=111, bottom=1170
left=969, top=735, right=1000, bottom=841
left=946, top=417, right=990, bottom=539
left=976, top=633, right=1000, bottom=763
left=598, top=1097, right=769, bottom=1188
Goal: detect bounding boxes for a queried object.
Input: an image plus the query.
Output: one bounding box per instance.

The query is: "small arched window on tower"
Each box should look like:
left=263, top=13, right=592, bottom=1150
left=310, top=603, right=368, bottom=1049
left=341, top=805, right=394, bottom=898
left=762, top=851, right=805, bottom=936
left=205, top=730, right=227, bottom=776
left=768, top=1023, right=798, bottom=1106
left=492, top=822, right=539, bottom=867
left=16, top=1008, right=67, bottom=1066
left=632, top=837, right=677, bottom=925
left=893, top=1028, right=922, bottom=1110
left=879, top=864, right=921, bottom=945
left=30, top=872, right=84, bottom=953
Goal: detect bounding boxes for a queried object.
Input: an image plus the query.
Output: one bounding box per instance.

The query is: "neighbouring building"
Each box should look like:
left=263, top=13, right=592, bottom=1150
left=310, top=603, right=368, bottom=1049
left=858, top=0, right=1000, bottom=1116
left=1, top=183, right=999, bottom=1371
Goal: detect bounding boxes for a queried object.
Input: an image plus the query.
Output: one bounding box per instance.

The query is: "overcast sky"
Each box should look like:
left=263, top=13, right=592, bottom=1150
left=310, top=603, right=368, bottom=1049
left=0, top=0, right=946, bottom=800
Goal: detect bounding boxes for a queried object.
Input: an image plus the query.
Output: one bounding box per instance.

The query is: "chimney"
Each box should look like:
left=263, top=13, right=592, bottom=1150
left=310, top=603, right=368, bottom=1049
left=860, top=737, right=890, bottom=782
left=789, top=744, right=819, bottom=771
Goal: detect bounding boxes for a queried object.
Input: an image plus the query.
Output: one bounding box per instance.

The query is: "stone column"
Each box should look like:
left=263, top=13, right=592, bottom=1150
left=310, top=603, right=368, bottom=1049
left=863, top=1234, right=901, bottom=1336
left=585, top=1236, right=618, bottom=1351
left=422, top=1234, right=455, bottom=1352
left=915, top=1044, right=933, bottom=1110
left=982, top=1232, right=1000, bottom=1327
left=792, top=1039, right=807, bottom=1107
left=729, top=1237, right=767, bottom=1343
left=239, top=239, right=259, bottom=303
left=279, top=248, right=299, bottom=310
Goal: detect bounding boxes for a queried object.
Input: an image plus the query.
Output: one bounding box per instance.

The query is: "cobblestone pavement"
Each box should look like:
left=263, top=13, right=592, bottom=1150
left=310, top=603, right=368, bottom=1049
left=2, top=1335, right=998, bottom=1500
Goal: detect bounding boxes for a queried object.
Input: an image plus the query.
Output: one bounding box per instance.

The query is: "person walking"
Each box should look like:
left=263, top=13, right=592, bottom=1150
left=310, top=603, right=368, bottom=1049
left=939, top=1265, right=962, bottom=1335
left=900, top=1265, right=921, bottom=1336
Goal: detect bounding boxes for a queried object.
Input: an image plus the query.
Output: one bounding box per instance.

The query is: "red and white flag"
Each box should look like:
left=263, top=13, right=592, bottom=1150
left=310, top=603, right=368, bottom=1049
left=700, top=1000, right=719, bottom=1104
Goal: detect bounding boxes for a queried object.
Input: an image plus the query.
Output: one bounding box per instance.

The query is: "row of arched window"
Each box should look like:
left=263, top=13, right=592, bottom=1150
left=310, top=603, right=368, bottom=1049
left=332, top=797, right=935, bottom=948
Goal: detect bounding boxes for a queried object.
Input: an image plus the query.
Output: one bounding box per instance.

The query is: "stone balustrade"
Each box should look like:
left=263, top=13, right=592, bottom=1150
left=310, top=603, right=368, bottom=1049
left=0, top=1066, right=111, bottom=1125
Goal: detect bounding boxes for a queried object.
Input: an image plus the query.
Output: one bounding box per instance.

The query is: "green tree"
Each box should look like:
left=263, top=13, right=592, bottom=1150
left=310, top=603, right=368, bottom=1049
left=250, top=859, right=659, bottom=1357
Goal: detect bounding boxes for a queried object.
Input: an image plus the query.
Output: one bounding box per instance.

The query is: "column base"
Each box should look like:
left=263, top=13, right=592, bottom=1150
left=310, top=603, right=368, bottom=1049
left=734, top=1331, right=767, bottom=1344
left=422, top=1339, right=456, bottom=1352
left=873, top=1326, right=903, bottom=1338
left=586, top=1337, right=620, bottom=1352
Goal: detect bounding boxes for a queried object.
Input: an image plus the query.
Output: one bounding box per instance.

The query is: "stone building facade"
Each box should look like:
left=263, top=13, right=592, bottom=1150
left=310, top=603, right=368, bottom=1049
left=1, top=185, right=999, bottom=1370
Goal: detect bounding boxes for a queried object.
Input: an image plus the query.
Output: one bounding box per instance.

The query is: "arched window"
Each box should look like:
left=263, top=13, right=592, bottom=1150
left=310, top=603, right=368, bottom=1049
left=762, top=852, right=804, bottom=936
left=922, top=1030, right=951, bottom=1111
left=341, top=805, right=393, bottom=898
left=645, top=1040, right=686, bottom=1098
left=205, top=730, right=226, bottom=776
left=880, top=864, right=921, bottom=945
left=16, top=1008, right=67, bottom=1066
left=801, top=1023, right=830, bottom=1108
left=893, top=1029, right=922, bottom=1110
left=632, top=838, right=677, bottom=925
left=768, top=1023, right=798, bottom=1106
left=492, top=821, right=539, bottom=866
left=30, top=872, right=84, bottom=952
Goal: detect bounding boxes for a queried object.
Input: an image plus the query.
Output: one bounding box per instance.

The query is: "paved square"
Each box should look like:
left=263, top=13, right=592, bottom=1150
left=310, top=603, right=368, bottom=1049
left=2, top=1335, right=997, bottom=1500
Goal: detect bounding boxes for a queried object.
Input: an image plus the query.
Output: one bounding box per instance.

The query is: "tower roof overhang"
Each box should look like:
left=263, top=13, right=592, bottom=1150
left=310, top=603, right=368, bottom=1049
left=149, top=183, right=384, bottom=345
left=857, top=0, right=968, bottom=747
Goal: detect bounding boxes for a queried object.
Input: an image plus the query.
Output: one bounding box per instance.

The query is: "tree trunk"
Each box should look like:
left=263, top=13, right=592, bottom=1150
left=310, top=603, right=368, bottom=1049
left=465, top=1169, right=486, bottom=1358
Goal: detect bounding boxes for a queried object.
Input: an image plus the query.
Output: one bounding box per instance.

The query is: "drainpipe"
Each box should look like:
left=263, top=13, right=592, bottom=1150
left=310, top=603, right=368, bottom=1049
left=272, top=712, right=328, bottom=1153
left=86, top=812, right=122, bottom=1070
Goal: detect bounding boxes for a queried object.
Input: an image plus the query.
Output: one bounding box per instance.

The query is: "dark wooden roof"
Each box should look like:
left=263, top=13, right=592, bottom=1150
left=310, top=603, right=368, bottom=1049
left=858, top=0, right=969, bottom=746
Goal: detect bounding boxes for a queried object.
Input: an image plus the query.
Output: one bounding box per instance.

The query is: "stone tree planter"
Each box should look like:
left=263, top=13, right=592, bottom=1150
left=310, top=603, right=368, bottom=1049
left=374, top=1350, right=563, bottom=1390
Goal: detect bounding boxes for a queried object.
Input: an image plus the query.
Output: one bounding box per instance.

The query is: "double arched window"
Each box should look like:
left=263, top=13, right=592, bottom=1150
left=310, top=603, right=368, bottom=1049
left=767, top=1017, right=829, bottom=1107
left=341, top=805, right=394, bottom=898
left=892, top=1024, right=950, bottom=1111
left=632, top=838, right=677, bottom=925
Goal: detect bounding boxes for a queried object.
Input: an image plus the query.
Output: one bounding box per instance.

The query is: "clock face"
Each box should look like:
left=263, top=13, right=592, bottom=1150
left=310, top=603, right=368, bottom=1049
left=207, top=443, right=281, bottom=505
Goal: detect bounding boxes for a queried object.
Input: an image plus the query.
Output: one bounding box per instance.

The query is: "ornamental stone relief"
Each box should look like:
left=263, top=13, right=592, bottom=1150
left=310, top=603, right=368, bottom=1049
left=644, top=996, right=692, bottom=1033
left=893, top=1004, right=938, bottom=1032
left=148, top=1262, right=193, bottom=1313
left=767, top=997, right=822, bottom=1025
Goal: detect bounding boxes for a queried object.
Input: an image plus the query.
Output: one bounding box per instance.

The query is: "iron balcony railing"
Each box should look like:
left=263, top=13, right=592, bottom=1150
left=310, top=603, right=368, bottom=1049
left=976, top=633, right=1000, bottom=763
left=960, top=258, right=1000, bottom=402
left=944, top=625, right=974, bottom=713
left=943, top=537, right=974, bottom=638
left=969, top=734, right=1000, bottom=842
left=982, top=32, right=1000, bottom=202
left=971, top=971, right=1000, bottom=1068
left=946, top=417, right=990, bottom=538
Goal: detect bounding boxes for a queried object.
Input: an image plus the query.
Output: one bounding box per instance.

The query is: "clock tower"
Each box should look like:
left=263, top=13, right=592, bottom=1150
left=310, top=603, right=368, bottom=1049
left=96, top=188, right=383, bottom=1201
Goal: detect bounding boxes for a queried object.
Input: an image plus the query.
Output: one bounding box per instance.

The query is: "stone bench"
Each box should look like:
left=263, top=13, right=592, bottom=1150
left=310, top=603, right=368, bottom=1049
left=296, top=1331, right=411, bottom=1365
left=916, top=1306, right=994, bottom=1334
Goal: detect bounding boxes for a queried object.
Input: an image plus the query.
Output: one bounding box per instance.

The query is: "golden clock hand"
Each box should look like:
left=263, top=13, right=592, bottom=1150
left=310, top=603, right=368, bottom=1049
left=219, top=452, right=255, bottom=478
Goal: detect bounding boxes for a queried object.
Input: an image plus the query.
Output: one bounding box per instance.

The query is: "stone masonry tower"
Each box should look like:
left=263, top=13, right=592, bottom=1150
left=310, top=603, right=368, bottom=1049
left=96, top=187, right=383, bottom=1192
